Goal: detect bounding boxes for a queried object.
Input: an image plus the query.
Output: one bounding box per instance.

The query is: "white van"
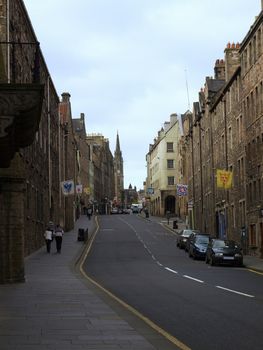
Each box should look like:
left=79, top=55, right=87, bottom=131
left=131, top=203, right=140, bottom=213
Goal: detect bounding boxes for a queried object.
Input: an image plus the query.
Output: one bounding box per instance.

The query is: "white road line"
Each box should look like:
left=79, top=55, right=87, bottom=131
left=165, top=267, right=178, bottom=274
left=216, top=286, right=255, bottom=298
left=157, top=261, right=163, bottom=267
left=183, top=275, right=204, bottom=283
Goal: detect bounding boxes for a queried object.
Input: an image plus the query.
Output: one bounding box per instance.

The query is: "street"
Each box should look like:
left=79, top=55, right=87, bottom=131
left=83, top=214, right=263, bottom=350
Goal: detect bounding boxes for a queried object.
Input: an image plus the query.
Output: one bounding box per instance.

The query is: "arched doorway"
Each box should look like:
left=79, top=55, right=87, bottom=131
left=165, top=195, right=176, bottom=214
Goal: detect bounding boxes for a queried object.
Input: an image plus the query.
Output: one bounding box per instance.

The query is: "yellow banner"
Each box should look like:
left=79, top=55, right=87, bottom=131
left=216, top=169, right=233, bottom=189
left=84, top=187, right=90, bottom=195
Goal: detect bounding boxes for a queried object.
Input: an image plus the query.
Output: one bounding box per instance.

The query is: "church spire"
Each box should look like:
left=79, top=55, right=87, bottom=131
left=115, top=130, right=121, bottom=154
left=114, top=131, right=124, bottom=205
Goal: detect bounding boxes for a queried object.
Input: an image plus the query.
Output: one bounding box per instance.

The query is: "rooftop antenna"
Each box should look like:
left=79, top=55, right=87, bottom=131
left=185, top=68, right=190, bottom=111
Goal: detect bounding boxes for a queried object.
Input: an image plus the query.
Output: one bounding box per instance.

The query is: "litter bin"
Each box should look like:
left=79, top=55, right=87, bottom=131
left=173, top=220, right=178, bottom=229
left=78, top=228, right=85, bottom=241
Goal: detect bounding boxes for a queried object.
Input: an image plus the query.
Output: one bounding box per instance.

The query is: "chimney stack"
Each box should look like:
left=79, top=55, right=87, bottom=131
left=214, top=59, right=225, bottom=80
left=61, top=92, right=71, bottom=102
left=224, top=42, right=240, bottom=81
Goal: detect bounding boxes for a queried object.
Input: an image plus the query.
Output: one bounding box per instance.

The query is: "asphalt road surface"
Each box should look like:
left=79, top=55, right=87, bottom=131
left=83, top=214, right=263, bottom=350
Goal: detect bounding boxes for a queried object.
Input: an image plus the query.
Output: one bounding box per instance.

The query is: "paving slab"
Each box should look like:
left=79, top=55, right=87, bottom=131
left=0, top=215, right=181, bottom=350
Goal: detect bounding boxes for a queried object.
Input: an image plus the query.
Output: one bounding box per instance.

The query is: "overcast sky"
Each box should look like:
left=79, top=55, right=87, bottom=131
left=23, top=0, right=260, bottom=190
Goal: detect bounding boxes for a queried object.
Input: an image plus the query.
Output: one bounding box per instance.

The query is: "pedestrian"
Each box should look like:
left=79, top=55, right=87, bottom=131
left=44, top=226, right=53, bottom=253
left=47, top=221, right=55, bottom=241
left=87, top=207, right=92, bottom=220
left=54, top=224, right=64, bottom=253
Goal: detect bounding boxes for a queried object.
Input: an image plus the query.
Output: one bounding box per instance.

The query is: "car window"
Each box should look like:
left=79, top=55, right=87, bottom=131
left=182, top=230, right=193, bottom=236
left=213, top=240, right=226, bottom=248
left=195, top=236, right=209, bottom=244
left=213, top=240, right=238, bottom=248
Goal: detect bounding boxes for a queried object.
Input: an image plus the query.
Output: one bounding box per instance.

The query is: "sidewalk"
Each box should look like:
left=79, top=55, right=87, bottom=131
left=0, top=215, right=179, bottom=350
left=147, top=214, right=263, bottom=274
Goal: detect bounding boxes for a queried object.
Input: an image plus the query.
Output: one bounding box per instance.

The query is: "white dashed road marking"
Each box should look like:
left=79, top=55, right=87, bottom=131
left=121, top=218, right=256, bottom=299
left=183, top=275, right=204, bottom=283
left=165, top=267, right=178, bottom=274
left=216, top=285, right=255, bottom=298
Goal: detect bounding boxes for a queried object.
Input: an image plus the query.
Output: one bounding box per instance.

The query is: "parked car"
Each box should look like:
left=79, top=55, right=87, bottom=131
left=110, top=207, right=118, bottom=214
left=205, top=239, right=243, bottom=266
left=185, top=230, right=200, bottom=252
left=177, top=229, right=199, bottom=249
left=188, top=234, right=210, bottom=259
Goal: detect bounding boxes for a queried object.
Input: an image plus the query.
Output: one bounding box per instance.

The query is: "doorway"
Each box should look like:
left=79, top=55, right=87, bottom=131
left=165, top=195, right=176, bottom=214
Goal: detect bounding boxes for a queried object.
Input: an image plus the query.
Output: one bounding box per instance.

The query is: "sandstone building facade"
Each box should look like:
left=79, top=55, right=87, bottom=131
left=146, top=114, right=184, bottom=217
left=185, top=7, right=263, bottom=257
left=0, top=0, right=117, bottom=283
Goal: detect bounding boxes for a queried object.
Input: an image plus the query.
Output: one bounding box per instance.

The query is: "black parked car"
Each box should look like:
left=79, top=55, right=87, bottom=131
left=177, top=229, right=199, bottom=249
left=185, top=230, right=201, bottom=252
left=188, top=234, right=210, bottom=259
left=205, top=239, right=243, bottom=266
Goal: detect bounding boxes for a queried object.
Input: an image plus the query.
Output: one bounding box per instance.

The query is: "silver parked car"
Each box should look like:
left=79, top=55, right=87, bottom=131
left=177, top=229, right=200, bottom=250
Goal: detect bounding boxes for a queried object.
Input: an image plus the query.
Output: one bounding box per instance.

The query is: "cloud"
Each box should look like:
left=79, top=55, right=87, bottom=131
left=24, top=0, right=260, bottom=189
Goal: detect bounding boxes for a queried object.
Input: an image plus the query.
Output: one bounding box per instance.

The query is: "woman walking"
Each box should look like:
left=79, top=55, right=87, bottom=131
left=54, top=224, right=64, bottom=253
left=44, top=226, right=53, bottom=253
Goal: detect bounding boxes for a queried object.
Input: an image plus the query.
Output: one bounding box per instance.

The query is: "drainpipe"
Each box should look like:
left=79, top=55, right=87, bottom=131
left=198, top=120, right=204, bottom=230
left=223, top=96, right=229, bottom=238
left=47, top=76, right=51, bottom=211
left=58, top=103, right=61, bottom=208
left=190, top=128, right=195, bottom=229
left=7, top=0, right=10, bottom=82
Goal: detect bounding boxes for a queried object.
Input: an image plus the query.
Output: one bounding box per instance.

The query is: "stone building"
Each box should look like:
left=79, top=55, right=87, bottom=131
left=0, top=0, right=81, bottom=283
left=72, top=112, right=91, bottom=214
left=186, top=4, right=263, bottom=257
left=186, top=45, right=246, bottom=241
left=123, top=184, right=138, bottom=208
left=146, top=113, right=183, bottom=216
left=58, top=92, right=78, bottom=231
left=0, top=0, right=62, bottom=283
left=239, top=9, right=263, bottom=256
left=86, top=134, right=115, bottom=214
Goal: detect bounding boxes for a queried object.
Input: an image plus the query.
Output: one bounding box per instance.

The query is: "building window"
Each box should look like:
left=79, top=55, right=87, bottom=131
left=255, top=86, right=259, bottom=117
left=228, top=126, right=232, bottom=149
left=249, top=224, right=257, bottom=246
left=167, top=142, right=174, bottom=152
left=258, top=27, right=261, bottom=58
left=243, top=49, right=247, bottom=71
left=253, top=35, right=257, bottom=64
left=258, top=178, right=262, bottom=200
left=26, top=182, right=30, bottom=211
left=167, top=176, right=175, bottom=186
left=167, top=159, right=174, bottom=169
left=231, top=203, right=236, bottom=228
left=249, top=42, right=252, bottom=66
left=221, top=133, right=225, bottom=154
